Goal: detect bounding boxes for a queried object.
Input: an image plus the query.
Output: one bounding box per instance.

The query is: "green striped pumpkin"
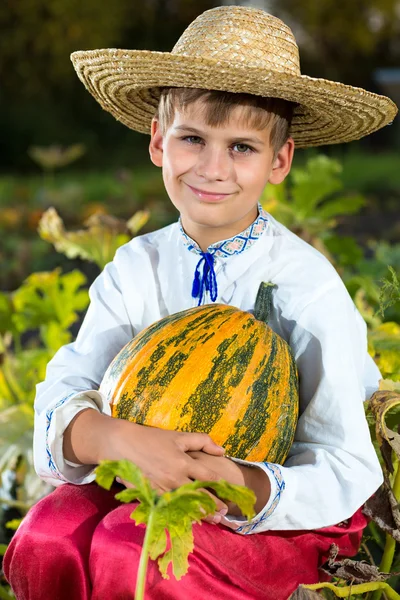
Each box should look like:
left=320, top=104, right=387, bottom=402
left=100, top=282, right=299, bottom=463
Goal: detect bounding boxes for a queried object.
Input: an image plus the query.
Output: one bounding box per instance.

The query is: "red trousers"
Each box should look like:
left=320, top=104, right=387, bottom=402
left=4, top=481, right=367, bottom=600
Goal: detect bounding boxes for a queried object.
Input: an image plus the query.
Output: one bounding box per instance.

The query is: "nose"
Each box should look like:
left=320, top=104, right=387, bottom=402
left=195, top=145, right=232, bottom=181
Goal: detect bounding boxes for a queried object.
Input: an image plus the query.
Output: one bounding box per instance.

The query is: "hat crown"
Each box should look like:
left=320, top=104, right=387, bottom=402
left=171, top=6, right=301, bottom=76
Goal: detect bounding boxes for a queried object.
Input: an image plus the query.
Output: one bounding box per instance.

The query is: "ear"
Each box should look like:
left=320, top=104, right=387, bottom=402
left=148, top=117, right=164, bottom=167
left=268, top=137, right=295, bottom=185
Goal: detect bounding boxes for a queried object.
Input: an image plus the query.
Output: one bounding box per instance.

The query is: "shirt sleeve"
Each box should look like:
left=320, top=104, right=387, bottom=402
left=221, top=282, right=383, bottom=533
left=33, top=255, right=136, bottom=487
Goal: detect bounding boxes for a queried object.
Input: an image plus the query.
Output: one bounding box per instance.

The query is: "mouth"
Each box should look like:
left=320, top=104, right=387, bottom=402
left=185, top=183, right=234, bottom=201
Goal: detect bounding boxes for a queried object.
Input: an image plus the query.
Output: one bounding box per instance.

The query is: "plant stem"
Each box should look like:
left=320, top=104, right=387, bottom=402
left=254, top=281, right=276, bottom=323
left=371, top=462, right=400, bottom=600
left=135, top=508, right=155, bottom=600
left=369, top=521, right=385, bottom=550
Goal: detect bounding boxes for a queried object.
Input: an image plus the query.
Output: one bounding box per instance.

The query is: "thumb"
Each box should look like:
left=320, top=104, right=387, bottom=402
left=181, top=432, right=225, bottom=456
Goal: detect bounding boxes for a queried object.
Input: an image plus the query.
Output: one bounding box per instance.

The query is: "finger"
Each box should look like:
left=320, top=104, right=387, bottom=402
left=198, top=488, right=228, bottom=524
left=179, top=432, right=225, bottom=456
left=200, top=487, right=228, bottom=514
left=187, top=461, right=226, bottom=492
left=116, top=477, right=131, bottom=488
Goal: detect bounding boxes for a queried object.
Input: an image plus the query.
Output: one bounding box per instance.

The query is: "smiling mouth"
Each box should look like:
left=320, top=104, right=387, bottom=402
left=185, top=183, right=234, bottom=200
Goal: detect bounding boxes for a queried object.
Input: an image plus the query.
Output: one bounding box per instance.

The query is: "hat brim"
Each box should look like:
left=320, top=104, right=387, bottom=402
left=71, top=49, right=398, bottom=148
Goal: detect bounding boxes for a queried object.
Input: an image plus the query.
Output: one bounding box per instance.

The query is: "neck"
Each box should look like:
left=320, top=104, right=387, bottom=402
left=182, top=205, right=259, bottom=252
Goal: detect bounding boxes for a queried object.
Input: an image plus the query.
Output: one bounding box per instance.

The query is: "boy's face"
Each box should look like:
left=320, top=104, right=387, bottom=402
left=149, top=98, right=294, bottom=248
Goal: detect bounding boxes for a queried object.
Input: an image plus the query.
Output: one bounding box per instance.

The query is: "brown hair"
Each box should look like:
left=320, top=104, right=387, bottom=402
left=155, top=88, right=297, bottom=157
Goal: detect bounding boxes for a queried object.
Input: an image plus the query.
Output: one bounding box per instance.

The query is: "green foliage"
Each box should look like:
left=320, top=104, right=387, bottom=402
left=95, top=459, right=256, bottom=595
left=378, top=266, right=400, bottom=318
left=11, top=269, right=88, bottom=335
left=261, top=155, right=366, bottom=263
left=0, top=268, right=91, bottom=564
left=38, top=208, right=150, bottom=270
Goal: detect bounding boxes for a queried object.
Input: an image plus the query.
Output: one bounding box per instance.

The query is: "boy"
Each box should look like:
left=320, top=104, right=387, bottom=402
left=4, top=6, right=398, bottom=600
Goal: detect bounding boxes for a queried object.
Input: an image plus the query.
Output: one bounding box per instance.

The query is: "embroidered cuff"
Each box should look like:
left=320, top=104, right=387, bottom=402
left=221, top=458, right=285, bottom=535
left=46, top=390, right=109, bottom=484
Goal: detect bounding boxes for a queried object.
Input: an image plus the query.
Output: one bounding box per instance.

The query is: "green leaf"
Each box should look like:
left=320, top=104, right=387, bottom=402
left=153, top=482, right=255, bottom=579
left=159, top=489, right=217, bottom=524
left=369, top=322, right=400, bottom=378
left=40, top=321, right=72, bottom=353
left=0, top=292, right=16, bottom=336
left=291, top=155, right=343, bottom=216
left=129, top=502, right=152, bottom=525
left=378, top=266, right=400, bottom=318
left=185, top=480, right=257, bottom=521
left=158, top=526, right=194, bottom=580
left=324, top=234, right=364, bottom=268
left=95, top=459, right=156, bottom=506
left=11, top=268, right=88, bottom=333
left=316, top=193, right=365, bottom=220
left=95, top=460, right=257, bottom=589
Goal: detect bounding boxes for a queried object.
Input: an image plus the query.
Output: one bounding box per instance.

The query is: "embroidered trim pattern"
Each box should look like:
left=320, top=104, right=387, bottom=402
left=236, top=463, right=285, bottom=534
left=46, top=392, right=75, bottom=481
left=179, top=203, right=269, bottom=258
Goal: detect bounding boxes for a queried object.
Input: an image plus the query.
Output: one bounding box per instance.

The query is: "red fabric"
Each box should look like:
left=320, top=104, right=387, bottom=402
left=4, top=481, right=368, bottom=600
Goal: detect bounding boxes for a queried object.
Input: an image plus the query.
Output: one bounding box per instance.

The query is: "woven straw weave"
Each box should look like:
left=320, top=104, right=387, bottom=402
left=70, top=6, right=398, bottom=148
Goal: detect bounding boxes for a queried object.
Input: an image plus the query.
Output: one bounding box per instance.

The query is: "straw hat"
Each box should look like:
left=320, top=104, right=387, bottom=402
left=70, top=5, right=398, bottom=148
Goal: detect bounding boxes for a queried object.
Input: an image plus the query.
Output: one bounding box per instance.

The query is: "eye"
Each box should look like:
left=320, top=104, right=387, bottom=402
left=180, top=136, right=255, bottom=154
left=181, top=135, right=203, bottom=144
left=233, top=143, right=254, bottom=154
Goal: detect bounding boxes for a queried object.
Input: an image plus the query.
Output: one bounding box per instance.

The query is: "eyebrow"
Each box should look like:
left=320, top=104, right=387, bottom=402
left=173, top=125, right=265, bottom=146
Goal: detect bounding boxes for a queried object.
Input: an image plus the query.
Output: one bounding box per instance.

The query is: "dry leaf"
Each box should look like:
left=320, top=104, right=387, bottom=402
left=369, top=389, right=400, bottom=473
left=287, top=586, right=322, bottom=599
left=363, top=476, right=400, bottom=542
left=319, top=542, right=398, bottom=582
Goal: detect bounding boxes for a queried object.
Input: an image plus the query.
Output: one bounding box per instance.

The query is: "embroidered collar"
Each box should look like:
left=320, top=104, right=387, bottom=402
left=179, top=203, right=269, bottom=258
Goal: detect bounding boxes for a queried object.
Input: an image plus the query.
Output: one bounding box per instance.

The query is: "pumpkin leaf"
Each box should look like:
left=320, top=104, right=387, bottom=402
left=11, top=268, right=88, bottom=333
left=95, top=459, right=156, bottom=507
left=95, top=459, right=256, bottom=591
left=157, top=525, right=194, bottom=581
left=183, top=479, right=257, bottom=521
left=369, top=390, right=400, bottom=473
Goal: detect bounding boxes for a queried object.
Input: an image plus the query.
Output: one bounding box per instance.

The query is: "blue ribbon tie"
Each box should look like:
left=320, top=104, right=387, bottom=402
left=191, top=252, right=218, bottom=306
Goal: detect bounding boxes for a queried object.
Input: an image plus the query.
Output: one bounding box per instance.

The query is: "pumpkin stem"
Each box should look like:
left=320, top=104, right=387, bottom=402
left=254, top=282, right=276, bottom=324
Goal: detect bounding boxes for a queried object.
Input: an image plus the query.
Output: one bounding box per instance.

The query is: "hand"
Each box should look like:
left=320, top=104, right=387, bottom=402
left=101, top=420, right=228, bottom=522
left=187, top=452, right=271, bottom=518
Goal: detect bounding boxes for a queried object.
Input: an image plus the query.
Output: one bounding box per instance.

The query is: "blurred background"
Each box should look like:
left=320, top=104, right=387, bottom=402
left=0, top=0, right=399, bottom=290
left=1, top=3, right=400, bottom=595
